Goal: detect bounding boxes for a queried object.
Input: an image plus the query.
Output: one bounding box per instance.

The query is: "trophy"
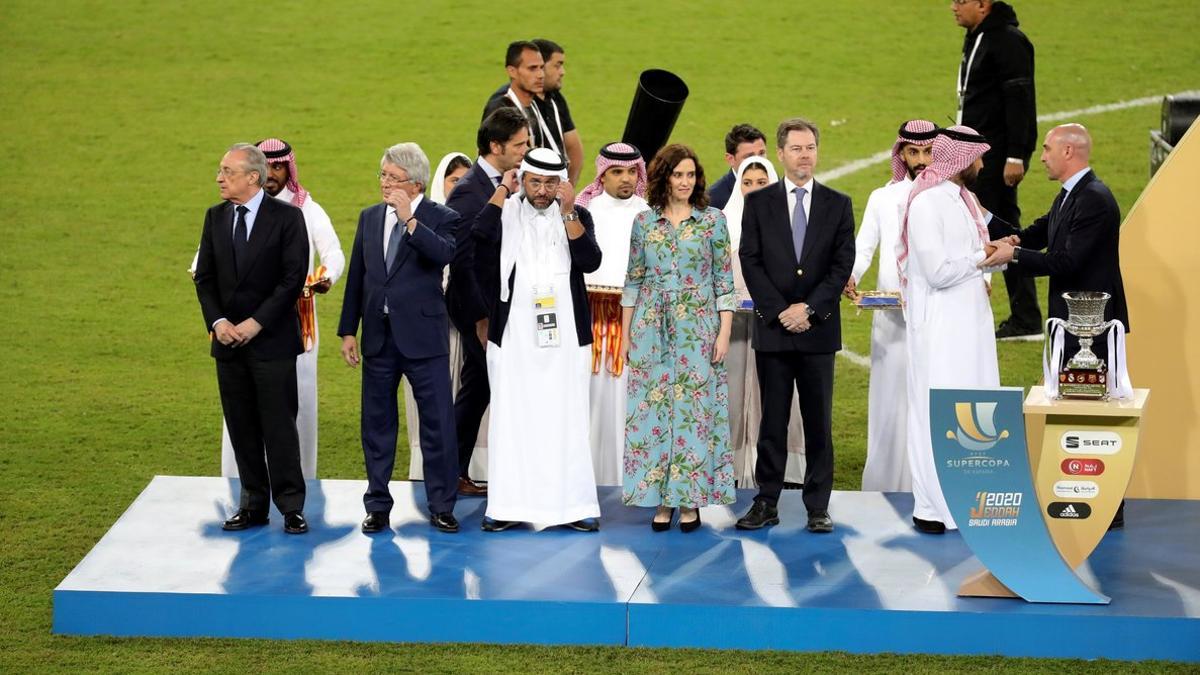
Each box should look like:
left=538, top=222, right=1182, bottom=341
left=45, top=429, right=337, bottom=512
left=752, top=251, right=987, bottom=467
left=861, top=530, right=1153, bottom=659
left=1058, top=291, right=1115, bottom=400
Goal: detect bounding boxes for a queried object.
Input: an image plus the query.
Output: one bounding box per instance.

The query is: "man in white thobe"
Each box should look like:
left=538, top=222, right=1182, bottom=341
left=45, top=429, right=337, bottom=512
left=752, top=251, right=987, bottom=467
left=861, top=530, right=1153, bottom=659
left=845, top=120, right=937, bottom=493
left=190, top=139, right=344, bottom=479
left=577, top=142, right=648, bottom=486
left=472, top=148, right=603, bottom=531
left=898, top=126, right=1000, bottom=534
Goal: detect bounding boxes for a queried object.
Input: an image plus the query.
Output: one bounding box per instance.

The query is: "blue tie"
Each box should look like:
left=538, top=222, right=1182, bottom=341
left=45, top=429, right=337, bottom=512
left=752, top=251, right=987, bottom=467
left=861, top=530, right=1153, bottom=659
left=385, top=219, right=403, bottom=273
left=791, top=186, right=808, bottom=262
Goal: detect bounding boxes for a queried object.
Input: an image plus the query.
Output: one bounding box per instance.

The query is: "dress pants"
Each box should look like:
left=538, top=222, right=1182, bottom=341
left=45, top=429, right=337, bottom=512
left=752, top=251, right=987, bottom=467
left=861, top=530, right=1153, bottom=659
left=753, top=350, right=835, bottom=513
left=362, top=321, right=458, bottom=514
left=216, top=352, right=305, bottom=514
left=976, top=155, right=1042, bottom=331
left=451, top=314, right=489, bottom=478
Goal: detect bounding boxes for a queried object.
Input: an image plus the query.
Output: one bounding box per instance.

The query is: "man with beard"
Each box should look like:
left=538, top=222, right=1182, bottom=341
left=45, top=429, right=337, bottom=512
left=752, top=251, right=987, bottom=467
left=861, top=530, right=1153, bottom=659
left=952, top=0, right=1040, bottom=339
left=897, top=126, right=1001, bottom=534
left=483, top=40, right=582, bottom=185
left=190, top=138, right=344, bottom=480
left=577, top=142, right=648, bottom=486
left=845, top=120, right=937, bottom=493
left=472, top=148, right=603, bottom=532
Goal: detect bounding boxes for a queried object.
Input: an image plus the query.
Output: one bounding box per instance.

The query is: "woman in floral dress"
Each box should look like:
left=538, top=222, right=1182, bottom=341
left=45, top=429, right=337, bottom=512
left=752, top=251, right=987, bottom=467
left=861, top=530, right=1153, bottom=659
left=620, top=144, right=736, bottom=532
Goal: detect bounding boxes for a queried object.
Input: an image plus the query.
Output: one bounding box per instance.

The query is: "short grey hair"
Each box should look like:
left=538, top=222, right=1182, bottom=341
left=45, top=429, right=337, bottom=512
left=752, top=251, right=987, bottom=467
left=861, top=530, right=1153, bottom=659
left=228, top=143, right=267, bottom=186
left=381, top=142, right=430, bottom=190
left=775, top=117, right=821, bottom=149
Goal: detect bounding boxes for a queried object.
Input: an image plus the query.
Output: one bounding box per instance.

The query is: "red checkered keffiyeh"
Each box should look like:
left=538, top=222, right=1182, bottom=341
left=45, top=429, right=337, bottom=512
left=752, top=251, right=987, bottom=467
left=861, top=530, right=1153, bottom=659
left=890, top=119, right=938, bottom=184
left=575, top=142, right=647, bottom=208
left=255, top=138, right=308, bottom=207
left=896, top=125, right=991, bottom=287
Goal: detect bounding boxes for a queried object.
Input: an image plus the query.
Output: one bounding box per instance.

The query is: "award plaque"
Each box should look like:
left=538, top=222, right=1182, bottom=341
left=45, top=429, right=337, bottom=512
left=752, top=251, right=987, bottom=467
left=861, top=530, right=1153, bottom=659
left=1058, top=291, right=1115, bottom=400
left=854, top=291, right=902, bottom=310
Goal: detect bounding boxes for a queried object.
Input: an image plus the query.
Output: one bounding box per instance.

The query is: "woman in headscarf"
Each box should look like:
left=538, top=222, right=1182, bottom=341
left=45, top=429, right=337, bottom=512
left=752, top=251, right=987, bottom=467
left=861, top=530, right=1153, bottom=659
left=430, top=152, right=471, bottom=204
left=722, top=156, right=806, bottom=489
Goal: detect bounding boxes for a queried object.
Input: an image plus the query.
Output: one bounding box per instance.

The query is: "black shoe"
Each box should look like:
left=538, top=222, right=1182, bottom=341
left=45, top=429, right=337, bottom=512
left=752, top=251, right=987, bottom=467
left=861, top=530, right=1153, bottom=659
left=912, top=516, right=946, bottom=535
left=807, top=510, right=834, bottom=533
left=651, top=508, right=675, bottom=532
left=222, top=509, right=268, bottom=531
left=996, top=319, right=1042, bottom=341
left=1108, top=501, right=1125, bottom=531
left=457, top=476, right=488, bottom=497
left=566, top=518, right=600, bottom=532
left=361, top=511, right=390, bottom=534
left=431, top=512, right=459, bottom=533
left=283, top=511, right=308, bottom=534
left=679, top=509, right=702, bottom=533
left=736, top=501, right=780, bottom=530
left=481, top=517, right=520, bottom=532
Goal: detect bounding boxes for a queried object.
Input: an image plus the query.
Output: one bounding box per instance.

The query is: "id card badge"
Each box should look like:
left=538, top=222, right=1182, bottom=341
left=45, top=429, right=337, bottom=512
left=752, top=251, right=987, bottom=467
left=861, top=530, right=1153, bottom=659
left=534, top=285, right=560, bottom=348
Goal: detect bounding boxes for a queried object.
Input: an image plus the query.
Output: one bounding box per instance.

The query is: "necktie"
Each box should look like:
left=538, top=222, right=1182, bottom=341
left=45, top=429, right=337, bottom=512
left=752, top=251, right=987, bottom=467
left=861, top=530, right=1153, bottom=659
left=492, top=175, right=501, bottom=187
left=1048, top=188, right=1068, bottom=242
left=791, top=186, right=808, bottom=262
left=385, top=217, right=403, bottom=273
left=233, top=205, right=249, bottom=274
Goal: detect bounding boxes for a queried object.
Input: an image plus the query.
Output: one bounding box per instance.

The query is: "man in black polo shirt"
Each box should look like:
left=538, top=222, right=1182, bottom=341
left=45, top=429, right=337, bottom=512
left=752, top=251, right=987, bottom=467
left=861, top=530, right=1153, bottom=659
left=483, top=39, right=583, bottom=185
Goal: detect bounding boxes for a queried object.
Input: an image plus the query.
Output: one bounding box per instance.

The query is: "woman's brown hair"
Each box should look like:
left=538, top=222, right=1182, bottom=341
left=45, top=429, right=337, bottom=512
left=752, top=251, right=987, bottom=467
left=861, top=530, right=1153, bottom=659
left=645, top=143, right=709, bottom=212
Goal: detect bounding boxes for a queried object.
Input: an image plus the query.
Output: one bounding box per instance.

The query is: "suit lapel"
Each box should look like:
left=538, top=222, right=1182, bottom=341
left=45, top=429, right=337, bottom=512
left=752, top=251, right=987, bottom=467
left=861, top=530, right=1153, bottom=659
left=214, top=202, right=238, bottom=286
left=1051, top=172, right=1093, bottom=249
left=387, top=202, right=422, bottom=280
left=366, top=204, right=386, bottom=280
left=236, top=194, right=273, bottom=283
left=770, top=181, right=799, bottom=267
left=797, top=182, right=826, bottom=267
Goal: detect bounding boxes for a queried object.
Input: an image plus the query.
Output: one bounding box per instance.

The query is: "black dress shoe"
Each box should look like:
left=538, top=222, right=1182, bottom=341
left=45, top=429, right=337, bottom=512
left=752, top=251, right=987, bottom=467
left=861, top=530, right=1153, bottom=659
left=736, top=501, right=780, bottom=530
left=807, top=511, right=834, bottom=533
left=679, top=509, right=702, bottom=533
left=222, top=509, right=269, bottom=531
left=566, top=518, right=600, bottom=532
left=912, top=516, right=946, bottom=535
left=457, top=477, right=488, bottom=497
left=361, top=511, right=390, bottom=533
left=1108, top=500, right=1125, bottom=531
left=481, top=516, right=519, bottom=532
left=996, top=319, right=1043, bottom=341
left=283, top=511, right=308, bottom=534
left=651, top=508, right=675, bottom=532
left=431, top=512, right=459, bottom=533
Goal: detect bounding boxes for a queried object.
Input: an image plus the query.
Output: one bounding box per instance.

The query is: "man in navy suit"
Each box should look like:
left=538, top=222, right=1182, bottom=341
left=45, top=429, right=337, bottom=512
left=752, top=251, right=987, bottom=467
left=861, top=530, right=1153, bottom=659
left=338, top=143, right=462, bottom=533
left=706, top=123, right=768, bottom=210
left=736, top=118, right=856, bottom=534
left=194, top=143, right=311, bottom=534
left=444, top=107, right=529, bottom=496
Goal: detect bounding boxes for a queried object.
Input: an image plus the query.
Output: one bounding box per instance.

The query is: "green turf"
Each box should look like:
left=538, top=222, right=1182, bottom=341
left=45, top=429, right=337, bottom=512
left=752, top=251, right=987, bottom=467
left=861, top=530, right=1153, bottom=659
left=1, top=0, right=1197, bottom=670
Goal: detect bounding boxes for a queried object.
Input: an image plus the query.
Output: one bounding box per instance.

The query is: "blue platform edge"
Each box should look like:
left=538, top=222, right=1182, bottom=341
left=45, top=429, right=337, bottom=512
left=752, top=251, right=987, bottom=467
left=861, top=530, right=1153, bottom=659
left=54, top=477, right=1200, bottom=662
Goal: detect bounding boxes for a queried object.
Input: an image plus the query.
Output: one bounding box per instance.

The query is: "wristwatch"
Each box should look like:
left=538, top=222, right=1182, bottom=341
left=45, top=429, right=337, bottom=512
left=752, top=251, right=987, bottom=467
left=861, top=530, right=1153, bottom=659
left=1011, top=246, right=1021, bottom=263
left=562, top=211, right=578, bottom=222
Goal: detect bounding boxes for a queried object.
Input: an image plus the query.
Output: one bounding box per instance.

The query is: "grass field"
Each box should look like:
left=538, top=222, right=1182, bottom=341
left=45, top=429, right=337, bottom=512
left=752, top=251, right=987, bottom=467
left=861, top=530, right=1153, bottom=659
left=2, top=0, right=1198, bottom=671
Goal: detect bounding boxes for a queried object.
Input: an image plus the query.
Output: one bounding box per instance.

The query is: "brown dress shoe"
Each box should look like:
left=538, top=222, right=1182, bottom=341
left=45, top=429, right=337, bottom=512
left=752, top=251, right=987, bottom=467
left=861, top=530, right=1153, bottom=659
left=458, top=476, right=488, bottom=496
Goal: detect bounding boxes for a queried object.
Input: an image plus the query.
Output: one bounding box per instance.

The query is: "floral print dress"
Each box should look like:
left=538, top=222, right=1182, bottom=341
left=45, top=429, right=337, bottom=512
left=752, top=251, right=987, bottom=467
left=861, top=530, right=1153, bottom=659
left=621, top=206, right=737, bottom=507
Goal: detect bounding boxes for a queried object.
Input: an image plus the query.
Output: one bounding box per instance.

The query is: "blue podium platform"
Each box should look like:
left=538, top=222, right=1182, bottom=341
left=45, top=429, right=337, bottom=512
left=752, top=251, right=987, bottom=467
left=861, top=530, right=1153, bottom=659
left=55, top=476, right=1200, bottom=661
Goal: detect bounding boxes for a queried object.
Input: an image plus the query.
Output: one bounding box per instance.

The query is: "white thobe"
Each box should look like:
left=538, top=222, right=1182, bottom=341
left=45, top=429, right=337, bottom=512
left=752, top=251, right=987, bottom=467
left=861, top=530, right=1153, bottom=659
left=583, top=192, right=647, bottom=486
left=902, top=180, right=999, bottom=529
left=485, top=199, right=600, bottom=524
left=193, top=189, right=345, bottom=480
left=852, top=178, right=911, bottom=492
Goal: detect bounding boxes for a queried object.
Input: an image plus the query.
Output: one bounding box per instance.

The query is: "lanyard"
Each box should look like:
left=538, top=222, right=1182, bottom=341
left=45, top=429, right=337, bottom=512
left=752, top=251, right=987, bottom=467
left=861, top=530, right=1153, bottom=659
left=955, top=32, right=984, bottom=125
left=507, top=87, right=562, bottom=156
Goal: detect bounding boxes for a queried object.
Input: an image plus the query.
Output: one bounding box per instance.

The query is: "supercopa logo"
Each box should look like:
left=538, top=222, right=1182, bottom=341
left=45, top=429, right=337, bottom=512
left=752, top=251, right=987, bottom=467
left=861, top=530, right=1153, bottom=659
left=944, top=401, right=1012, bottom=473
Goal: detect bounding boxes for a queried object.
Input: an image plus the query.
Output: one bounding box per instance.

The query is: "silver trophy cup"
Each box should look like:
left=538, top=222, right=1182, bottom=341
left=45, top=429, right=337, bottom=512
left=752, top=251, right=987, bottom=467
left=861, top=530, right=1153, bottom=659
left=1059, top=291, right=1115, bottom=399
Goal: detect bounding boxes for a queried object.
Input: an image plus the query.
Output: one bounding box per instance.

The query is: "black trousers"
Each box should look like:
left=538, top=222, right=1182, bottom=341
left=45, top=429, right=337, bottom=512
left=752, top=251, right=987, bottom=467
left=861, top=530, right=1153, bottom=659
left=451, top=314, right=489, bottom=478
left=361, top=322, right=459, bottom=514
left=216, top=353, right=305, bottom=514
left=976, top=156, right=1042, bottom=331
left=753, top=350, right=835, bottom=513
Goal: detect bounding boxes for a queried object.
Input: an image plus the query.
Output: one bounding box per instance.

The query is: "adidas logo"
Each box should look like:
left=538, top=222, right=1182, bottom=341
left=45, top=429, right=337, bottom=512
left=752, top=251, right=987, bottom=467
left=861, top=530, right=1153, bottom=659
left=1048, top=501, right=1091, bottom=519
left=1061, top=504, right=1079, bottom=517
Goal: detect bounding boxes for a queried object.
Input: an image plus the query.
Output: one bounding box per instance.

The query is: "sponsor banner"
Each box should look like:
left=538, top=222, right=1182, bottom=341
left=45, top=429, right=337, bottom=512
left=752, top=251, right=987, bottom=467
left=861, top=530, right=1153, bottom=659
left=931, top=388, right=1108, bottom=604
left=1061, top=458, right=1105, bottom=476
left=1047, top=501, right=1093, bottom=519
left=1061, top=430, right=1123, bottom=455
left=1053, top=480, right=1100, bottom=499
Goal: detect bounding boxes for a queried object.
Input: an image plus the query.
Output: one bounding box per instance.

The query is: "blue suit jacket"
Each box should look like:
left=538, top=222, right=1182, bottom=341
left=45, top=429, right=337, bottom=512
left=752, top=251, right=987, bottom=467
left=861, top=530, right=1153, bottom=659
left=444, top=161, right=497, bottom=328
left=707, top=170, right=736, bottom=211
left=337, top=199, right=460, bottom=359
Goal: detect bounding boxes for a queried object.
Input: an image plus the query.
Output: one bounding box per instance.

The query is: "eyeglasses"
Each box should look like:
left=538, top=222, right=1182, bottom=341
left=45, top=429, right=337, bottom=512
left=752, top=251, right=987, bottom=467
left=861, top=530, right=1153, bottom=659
left=951, top=0, right=982, bottom=5
left=216, top=167, right=248, bottom=178
left=525, top=177, right=561, bottom=193
left=378, top=172, right=414, bottom=186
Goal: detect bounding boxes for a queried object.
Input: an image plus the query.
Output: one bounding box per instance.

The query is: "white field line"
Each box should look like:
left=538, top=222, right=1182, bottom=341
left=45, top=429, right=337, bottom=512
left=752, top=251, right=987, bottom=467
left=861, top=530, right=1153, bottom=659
left=827, top=91, right=1198, bottom=368
left=815, top=91, right=1198, bottom=185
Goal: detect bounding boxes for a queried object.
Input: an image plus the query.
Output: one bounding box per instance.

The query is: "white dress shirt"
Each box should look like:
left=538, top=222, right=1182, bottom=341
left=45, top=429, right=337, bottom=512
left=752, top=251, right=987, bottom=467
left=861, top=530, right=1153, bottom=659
left=783, top=174, right=814, bottom=225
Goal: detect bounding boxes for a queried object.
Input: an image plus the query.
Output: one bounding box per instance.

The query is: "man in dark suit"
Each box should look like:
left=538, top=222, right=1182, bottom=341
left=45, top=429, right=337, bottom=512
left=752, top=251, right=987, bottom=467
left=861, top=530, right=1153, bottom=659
left=444, top=108, right=529, bottom=496
left=706, top=123, right=768, bottom=210
left=338, top=143, right=462, bottom=534
left=194, top=143, right=310, bottom=534
left=952, top=0, right=1041, bottom=339
left=983, top=124, right=1128, bottom=344
left=736, top=118, right=856, bottom=533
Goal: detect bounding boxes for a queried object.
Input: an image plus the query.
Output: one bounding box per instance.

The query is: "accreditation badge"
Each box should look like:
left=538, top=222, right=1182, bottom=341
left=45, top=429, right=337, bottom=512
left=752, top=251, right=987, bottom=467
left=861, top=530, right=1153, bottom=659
left=534, top=285, right=560, bottom=348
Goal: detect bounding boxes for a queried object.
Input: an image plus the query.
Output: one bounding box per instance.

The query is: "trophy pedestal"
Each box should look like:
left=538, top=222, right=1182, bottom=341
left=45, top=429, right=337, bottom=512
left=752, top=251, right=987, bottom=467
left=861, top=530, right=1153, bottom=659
left=1058, top=365, right=1108, bottom=400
